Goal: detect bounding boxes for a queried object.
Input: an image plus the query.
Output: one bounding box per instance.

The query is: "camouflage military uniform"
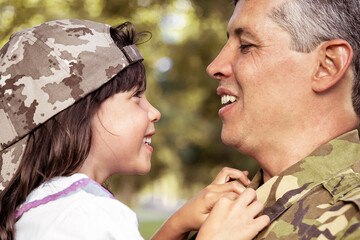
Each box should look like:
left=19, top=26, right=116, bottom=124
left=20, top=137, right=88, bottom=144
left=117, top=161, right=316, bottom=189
left=250, top=130, right=360, bottom=239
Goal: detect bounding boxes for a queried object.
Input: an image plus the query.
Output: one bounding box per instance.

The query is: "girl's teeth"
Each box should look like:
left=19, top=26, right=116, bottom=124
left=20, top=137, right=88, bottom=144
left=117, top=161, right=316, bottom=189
left=143, top=137, right=151, bottom=144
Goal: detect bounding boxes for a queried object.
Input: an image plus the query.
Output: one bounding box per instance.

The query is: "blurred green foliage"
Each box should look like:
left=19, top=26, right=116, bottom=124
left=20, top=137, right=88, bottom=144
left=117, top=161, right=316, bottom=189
left=138, top=220, right=164, bottom=239
left=1, top=0, right=259, bottom=204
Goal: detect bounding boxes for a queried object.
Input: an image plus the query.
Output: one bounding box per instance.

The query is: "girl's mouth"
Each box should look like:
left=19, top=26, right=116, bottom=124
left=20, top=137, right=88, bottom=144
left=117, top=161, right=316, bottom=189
left=143, top=137, right=153, bottom=153
left=143, top=137, right=152, bottom=145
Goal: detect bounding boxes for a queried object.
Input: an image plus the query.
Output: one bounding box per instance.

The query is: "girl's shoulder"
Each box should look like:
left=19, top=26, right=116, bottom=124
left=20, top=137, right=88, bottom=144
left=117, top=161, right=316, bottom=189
left=17, top=173, right=136, bottom=219
left=15, top=174, right=143, bottom=240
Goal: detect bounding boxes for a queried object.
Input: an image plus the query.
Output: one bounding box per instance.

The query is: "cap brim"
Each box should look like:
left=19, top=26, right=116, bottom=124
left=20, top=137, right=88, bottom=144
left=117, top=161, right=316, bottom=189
left=0, top=136, right=28, bottom=191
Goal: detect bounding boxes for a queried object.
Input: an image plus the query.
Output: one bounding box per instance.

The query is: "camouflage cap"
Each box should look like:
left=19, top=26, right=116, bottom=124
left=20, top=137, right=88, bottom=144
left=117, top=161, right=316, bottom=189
left=0, top=19, right=144, bottom=191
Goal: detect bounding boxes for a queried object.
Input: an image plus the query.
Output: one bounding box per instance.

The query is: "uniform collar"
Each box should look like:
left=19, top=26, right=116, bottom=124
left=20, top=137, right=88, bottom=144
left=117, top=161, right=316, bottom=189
left=250, top=130, right=360, bottom=221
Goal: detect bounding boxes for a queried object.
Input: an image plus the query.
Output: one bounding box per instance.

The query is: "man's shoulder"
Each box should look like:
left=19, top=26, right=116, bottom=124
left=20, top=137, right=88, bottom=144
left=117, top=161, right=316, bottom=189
left=257, top=170, right=360, bottom=239
left=260, top=192, right=360, bottom=239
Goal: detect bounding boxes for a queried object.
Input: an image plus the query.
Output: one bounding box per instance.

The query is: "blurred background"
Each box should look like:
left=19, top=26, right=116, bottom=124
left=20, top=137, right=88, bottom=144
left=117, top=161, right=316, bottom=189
left=1, top=0, right=259, bottom=238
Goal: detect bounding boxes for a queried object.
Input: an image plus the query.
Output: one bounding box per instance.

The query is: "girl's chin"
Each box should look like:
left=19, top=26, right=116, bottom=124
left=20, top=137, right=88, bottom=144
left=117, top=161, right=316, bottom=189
left=136, top=169, right=151, bottom=175
left=135, top=164, right=152, bottom=175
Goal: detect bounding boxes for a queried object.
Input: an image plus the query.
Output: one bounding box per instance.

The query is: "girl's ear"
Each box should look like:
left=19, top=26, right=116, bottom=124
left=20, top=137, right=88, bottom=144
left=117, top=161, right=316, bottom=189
left=312, top=39, right=353, bottom=93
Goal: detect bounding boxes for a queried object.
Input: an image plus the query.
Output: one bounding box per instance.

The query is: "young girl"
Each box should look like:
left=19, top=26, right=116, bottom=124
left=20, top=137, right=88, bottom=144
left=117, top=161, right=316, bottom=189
left=0, top=19, right=269, bottom=240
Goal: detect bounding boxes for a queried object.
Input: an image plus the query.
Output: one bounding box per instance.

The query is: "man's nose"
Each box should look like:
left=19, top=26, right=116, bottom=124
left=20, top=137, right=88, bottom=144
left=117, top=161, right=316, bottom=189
left=206, top=43, right=233, bottom=80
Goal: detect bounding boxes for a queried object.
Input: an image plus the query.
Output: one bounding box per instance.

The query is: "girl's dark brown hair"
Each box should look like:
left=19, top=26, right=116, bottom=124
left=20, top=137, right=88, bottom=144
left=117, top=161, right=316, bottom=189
left=0, top=21, right=148, bottom=240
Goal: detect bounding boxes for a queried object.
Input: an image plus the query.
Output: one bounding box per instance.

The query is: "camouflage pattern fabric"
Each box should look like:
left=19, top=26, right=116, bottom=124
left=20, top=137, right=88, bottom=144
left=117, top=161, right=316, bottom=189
left=0, top=19, right=144, bottom=191
left=250, top=129, right=360, bottom=239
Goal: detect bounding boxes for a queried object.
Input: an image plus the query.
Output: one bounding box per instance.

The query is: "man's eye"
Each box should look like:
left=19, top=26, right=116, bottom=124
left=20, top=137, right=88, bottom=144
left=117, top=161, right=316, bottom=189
left=239, top=44, right=253, bottom=53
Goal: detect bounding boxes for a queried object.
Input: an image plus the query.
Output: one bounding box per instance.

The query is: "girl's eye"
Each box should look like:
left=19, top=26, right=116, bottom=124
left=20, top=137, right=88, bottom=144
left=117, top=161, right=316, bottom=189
left=134, top=90, right=144, bottom=98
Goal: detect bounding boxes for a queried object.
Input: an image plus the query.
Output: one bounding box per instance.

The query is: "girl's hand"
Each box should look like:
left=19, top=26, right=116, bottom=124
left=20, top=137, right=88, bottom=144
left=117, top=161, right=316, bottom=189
left=175, top=167, right=250, bottom=231
left=197, top=188, right=270, bottom=240
left=151, top=167, right=250, bottom=240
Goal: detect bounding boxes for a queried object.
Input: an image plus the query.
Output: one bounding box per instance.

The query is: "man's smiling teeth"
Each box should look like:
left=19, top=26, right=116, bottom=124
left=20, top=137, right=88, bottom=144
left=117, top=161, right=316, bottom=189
left=143, top=137, right=151, bottom=145
left=221, top=95, right=237, bottom=105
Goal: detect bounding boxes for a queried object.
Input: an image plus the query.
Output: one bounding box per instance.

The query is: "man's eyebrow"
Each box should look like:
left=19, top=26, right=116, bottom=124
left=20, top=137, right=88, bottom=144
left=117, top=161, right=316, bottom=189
left=227, top=27, right=259, bottom=40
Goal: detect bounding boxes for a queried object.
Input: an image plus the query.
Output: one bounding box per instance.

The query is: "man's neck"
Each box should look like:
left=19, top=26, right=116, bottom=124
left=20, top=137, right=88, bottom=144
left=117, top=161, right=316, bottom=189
left=257, top=126, right=358, bottom=183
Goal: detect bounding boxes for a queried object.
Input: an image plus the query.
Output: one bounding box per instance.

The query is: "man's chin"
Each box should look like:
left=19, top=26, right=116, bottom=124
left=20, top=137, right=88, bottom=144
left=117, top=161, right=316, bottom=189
left=221, top=132, right=237, bottom=147
left=221, top=130, right=246, bottom=153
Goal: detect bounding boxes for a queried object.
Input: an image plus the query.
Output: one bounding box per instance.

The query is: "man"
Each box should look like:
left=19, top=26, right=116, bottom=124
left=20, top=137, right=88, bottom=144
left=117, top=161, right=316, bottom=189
left=206, top=0, right=360, bottom=239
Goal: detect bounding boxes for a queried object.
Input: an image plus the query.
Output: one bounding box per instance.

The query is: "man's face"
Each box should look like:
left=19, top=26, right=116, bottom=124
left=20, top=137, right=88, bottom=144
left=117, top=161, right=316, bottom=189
left=207, top=0, right=318, bottom=157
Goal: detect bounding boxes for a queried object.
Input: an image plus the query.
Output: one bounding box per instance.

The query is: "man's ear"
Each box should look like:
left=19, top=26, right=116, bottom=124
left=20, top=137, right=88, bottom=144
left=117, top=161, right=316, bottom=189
left=312, top=39, right=353, bottom=93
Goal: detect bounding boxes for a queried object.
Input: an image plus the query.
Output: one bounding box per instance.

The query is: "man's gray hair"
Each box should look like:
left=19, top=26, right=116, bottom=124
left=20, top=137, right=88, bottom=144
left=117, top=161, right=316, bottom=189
left=270, top=0, right=360, bottom=116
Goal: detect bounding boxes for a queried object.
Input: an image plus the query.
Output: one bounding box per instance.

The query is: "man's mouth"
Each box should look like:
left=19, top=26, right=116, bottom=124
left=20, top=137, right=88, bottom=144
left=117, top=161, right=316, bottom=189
left=221, top=95, right=238, bottom=106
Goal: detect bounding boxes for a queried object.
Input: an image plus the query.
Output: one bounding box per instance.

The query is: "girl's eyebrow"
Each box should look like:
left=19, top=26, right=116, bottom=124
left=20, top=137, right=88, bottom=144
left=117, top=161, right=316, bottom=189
left=140, top=85, right=147, bottom=91
left=136, top=86, right=146, bottom=93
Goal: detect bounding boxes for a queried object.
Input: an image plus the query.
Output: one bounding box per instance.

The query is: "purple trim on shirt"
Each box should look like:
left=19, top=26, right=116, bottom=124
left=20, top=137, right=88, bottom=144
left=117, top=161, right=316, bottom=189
left=14, top=177, right=114, bottom=220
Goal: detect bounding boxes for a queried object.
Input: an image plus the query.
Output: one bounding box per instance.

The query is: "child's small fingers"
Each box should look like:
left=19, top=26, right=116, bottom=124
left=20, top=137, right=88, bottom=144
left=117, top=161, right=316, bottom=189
left=200, top=181, right=245, bottom=208
left=212, top=167, right=250, bottom=185
left=235, top=188, right=257, bottom=207
left=210, top=180, right=246, bottom=195
left=236, top=172, right=251, bottom=186
left=253, top=214, right=271, bottom=229
left=222, top=180, right=247, bottom=195
left=246, top=200, right=265, bottom=218
left=222, top=192, right=239, bottom=201
left=245, top=215, right=270, bottom=239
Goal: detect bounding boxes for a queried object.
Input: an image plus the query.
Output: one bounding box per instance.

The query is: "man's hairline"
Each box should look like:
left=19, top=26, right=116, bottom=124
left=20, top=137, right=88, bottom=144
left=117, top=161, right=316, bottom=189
left=228, top=1, right=291, bottom=45
left=232, top=0, right=293, bottom=34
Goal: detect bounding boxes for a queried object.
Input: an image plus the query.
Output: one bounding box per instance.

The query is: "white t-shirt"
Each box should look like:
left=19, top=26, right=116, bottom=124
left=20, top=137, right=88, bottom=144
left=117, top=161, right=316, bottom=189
left=15, top=173, right=144, bottom=240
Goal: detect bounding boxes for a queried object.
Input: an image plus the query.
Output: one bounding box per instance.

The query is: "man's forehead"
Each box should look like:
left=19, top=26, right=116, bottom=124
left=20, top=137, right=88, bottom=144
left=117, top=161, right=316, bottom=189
left=227, top=0, right=287, bottom=37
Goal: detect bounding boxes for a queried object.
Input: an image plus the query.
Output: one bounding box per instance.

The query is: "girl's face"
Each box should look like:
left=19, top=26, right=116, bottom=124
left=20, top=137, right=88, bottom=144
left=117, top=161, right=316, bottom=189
left=81, top=87, right=161, bottom=183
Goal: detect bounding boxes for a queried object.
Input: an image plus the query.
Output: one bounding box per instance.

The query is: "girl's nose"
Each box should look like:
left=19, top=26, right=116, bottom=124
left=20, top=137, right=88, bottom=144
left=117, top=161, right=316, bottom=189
left=149, top=104, right=161, bottom=123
